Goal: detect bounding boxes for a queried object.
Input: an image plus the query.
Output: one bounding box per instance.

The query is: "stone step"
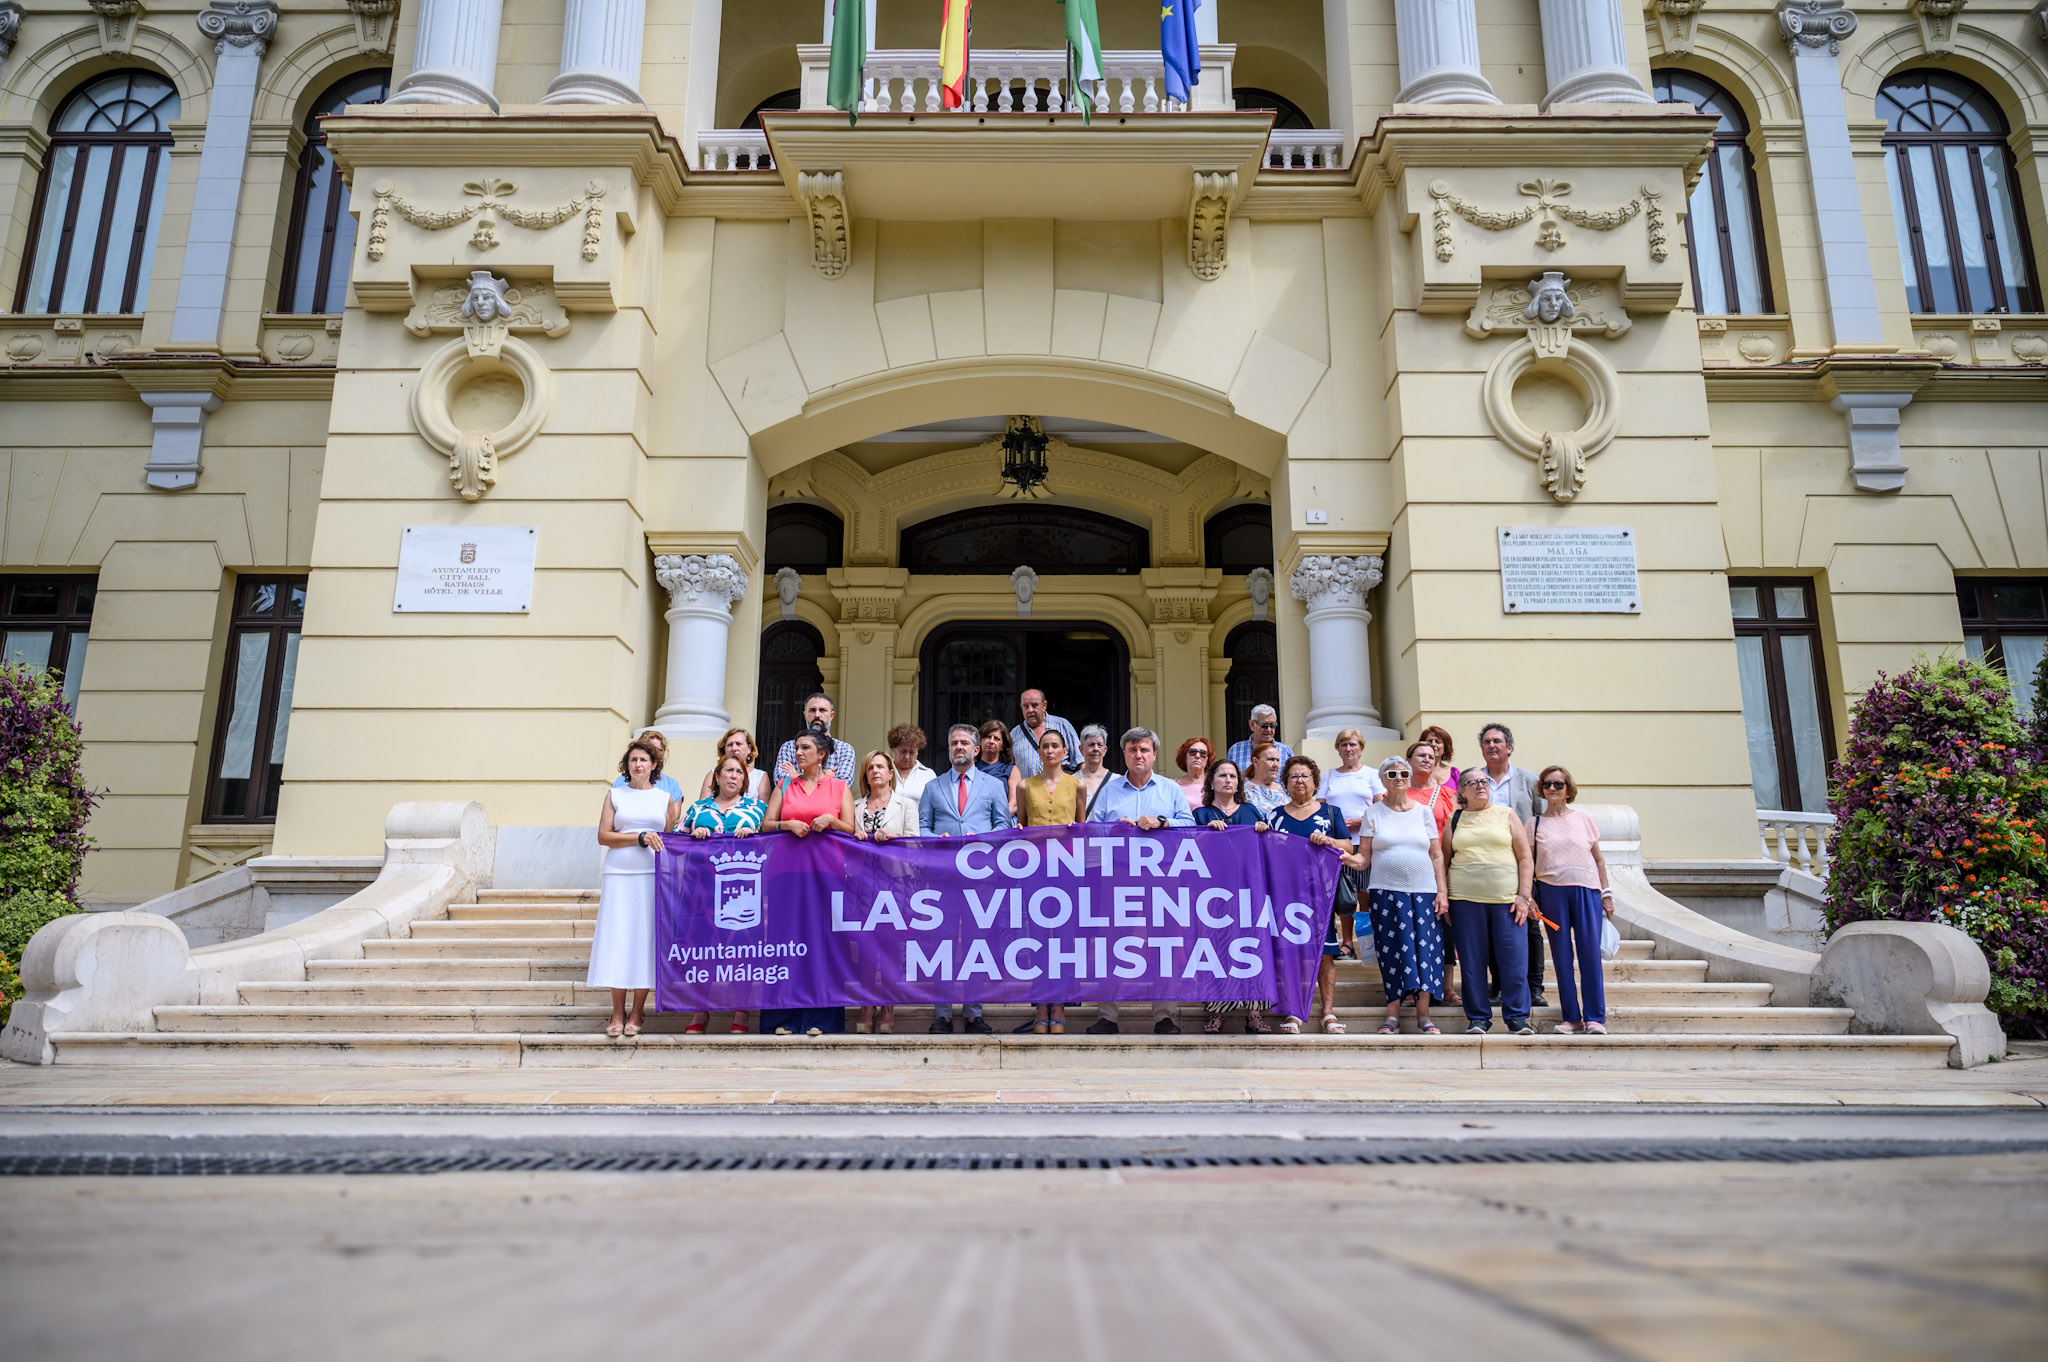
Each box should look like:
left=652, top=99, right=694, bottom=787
left=446, top=903, right=600, bottom=922
left=46, top=1031, right=1958, bottom=1070
left=153, top=1003, right=1856, bottom=1036
left=474, top=889, right=597, bottom=903
left=408, top=920, right=598, bottom=939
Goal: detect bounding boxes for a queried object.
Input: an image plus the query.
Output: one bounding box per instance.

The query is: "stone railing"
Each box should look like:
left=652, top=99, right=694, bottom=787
left=796, top=42, right=1234, bottom=116
left=698, top=128, right=774, bottom=171
left=1758, top=809, right=1833, bottom=874
left=1264, top=128, right=1345, bottom=170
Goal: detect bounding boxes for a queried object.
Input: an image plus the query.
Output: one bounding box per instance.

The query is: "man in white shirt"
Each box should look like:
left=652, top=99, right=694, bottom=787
left=1477, top=721, right=1545, bottom=1006
left=1225, top=704, right=1294, bottom=771
left=887, top=722, right=936, bottom=800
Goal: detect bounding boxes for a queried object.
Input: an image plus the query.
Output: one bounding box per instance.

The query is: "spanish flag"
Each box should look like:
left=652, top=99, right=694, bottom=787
left=939, top=0, right=973, bottom=110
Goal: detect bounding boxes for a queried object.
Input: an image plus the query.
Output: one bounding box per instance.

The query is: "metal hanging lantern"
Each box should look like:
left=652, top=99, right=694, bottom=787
left=999, top=415, right=1051, bottom=496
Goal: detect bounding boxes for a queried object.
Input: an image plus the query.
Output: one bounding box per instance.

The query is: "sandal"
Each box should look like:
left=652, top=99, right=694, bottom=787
left=683, top=1021, right=706, bottom=1035
left=1322, top=1014, right=1346, bottom=1034
left=1033, top=1019, right=1051, bottom=1036
left=1048, top=1019, right=1065, bottom=1035
left=728, top=1021, right=749, bottom=1034
left=1377, top=1017, right=1400, bottom=1034
left=1277, top=1017, right=1302, bottom=1034
left=605, top=1021, right=624, bottom=1039
left=1244, top=1014, right=1272, bottom=1035
left=622, top=1021, right=641, bottom=1038
left=1203, top=1015, right=1224, bottom=1034
left=1419, top=1020, right=1441, bottom=1035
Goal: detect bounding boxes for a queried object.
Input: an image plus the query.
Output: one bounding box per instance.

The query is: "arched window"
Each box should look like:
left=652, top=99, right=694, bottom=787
left=1232, top=87, right=1313, bottom=130
left=1652, top=69, right=1772, bottom=315
left=765, top=504, right=844, bottom=576
left=279, top=69, right=391, bottom=313
left=1203, top=504, right=1273, bottom=576
left=742, top=90, right=801, bottom=129
left=755, top=622, right=825, bottom=773
left=899, top=507, right=1149, bottom=575
left=1880, top=71, right=2039, bottom=315
left=1223, top=622, right=1278, bottom=742
left=17, top=71, right=180, bottom=315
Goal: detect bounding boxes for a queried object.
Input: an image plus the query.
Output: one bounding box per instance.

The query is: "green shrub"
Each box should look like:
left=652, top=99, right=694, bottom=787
left=0, top=949, right=17, bottom=1030
left=0, top=888, right=75, bottom=967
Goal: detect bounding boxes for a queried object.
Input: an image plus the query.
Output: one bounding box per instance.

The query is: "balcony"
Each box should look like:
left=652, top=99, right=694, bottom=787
left=691, top=43, right=1346, bottom=177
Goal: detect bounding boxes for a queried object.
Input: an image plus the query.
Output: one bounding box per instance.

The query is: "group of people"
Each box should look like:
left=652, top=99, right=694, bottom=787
left=589, top=691, right=1616, bottom=1045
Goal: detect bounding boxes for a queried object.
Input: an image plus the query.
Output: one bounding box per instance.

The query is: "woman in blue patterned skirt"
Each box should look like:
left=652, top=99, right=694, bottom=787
left=1348, top=756, right=1450, bottom=1035
left=678, top=754, right=766, bottom=1035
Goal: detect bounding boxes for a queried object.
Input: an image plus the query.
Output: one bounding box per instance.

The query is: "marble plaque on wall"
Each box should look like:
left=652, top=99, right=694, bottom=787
left=394, top=525, right=537, bottom=613
left=1497, top=526, right=1640, bottom=614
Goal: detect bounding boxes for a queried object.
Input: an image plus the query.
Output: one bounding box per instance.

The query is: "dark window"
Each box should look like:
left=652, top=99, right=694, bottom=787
left=204, top=577, right=307, bottom=822
left=764, top=504, right=844, bottom=576
left=1223, top=621, right=1278, bottom=743
left=900, top=507, right=1149, bottom=575
left=1233, top=87, right=1313, bottom=130
left=917, top=623, right=1128, bottom=771
left=742, top=89, right=801, bottom=129
left=755, top=621, right=825, bottom=773
left=0, top=576, right=97, bottom=708
left=1880, top=71, right=2039, bottom=315
left=1204, top=504, right=1273, bottom=575
left=1653, top=69, right=1773, bottom=315
left=1959, top=578, right=2048, bottom=720
left=279, top=69, right=390, bottom=314
left=1729, top=579, right=1834, bottom=813
left=17, top=71, right=180, bottom=315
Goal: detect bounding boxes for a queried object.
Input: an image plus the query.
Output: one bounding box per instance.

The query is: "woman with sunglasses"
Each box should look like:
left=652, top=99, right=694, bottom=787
left=1349, top=756, right=1450, bottom=1034
left=1194, top=759, right=1272, bottom=1034
left=1265, top=755, right=1351, bottom=1034
left=1173, top=737, right=1214, bottom=809
left=1528, top=765, right=1613, bottom=1034
left=1444, top=769, right=1537, bottom=1034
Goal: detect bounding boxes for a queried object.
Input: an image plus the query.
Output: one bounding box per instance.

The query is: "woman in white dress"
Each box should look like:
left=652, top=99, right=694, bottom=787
left=697, top=726, right=771, bottom=802
left=850, top=750, right=919, bottom=1036
left=591, top=738, right=679, bottom=1037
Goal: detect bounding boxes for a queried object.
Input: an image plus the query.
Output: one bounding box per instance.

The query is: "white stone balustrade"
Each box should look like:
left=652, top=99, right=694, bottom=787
left=698, top=129, right=774, bottom=170
left=1758, top=809, right=1834, bottom=875
left=1264, top=130, right=1345, bottom=170
left=797, top=44, right=1236, bottom=116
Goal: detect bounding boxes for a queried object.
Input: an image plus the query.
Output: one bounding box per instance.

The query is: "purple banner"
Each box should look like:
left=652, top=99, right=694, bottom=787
left=655, top=825, right=1341, bottom=1019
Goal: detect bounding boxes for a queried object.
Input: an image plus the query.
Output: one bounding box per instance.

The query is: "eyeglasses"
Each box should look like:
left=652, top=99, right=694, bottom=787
left=1385, top=769, right=1411, bottom=781
left=1540, top=780, right=1568, bottom=790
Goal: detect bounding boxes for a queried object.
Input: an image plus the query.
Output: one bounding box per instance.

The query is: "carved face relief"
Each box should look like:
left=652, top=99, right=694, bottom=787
left=461, top=271, right=512, bottom=324
left=1526, top=272, right=1575, bottom=326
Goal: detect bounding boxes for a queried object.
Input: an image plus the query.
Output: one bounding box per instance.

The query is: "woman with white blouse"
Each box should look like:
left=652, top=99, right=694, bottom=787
left=851, top=750, right=918, bottom=1035
left=1348, top=756, right=1450, bottom=1034
left=590, top=738, right=680, bottom=1039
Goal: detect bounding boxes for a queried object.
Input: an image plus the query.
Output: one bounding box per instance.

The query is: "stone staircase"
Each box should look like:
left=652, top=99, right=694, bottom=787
left=47, top=889, right=1959, bottom=1068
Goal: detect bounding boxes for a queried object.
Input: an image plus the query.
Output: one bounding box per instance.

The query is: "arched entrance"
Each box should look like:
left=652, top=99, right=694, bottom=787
left=754, top=621, right=825, bottom=774
left=919, top=622, right=1129, bottom=768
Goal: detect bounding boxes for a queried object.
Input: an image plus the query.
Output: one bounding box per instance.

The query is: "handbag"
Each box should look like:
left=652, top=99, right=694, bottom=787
left=1600, top=916, right=1621, bottom=960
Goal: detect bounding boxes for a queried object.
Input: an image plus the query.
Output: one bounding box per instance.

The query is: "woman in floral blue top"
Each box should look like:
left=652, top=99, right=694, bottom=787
left=680, top=755, right=766, bottom=1035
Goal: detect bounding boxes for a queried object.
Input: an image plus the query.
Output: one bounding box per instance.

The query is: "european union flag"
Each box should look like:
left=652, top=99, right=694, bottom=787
left=1161, top=0, right=1201, bottom=105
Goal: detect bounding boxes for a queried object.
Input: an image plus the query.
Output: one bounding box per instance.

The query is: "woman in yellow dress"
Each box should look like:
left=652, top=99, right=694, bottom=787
left=1015, top=728, right=1085, bottom=1036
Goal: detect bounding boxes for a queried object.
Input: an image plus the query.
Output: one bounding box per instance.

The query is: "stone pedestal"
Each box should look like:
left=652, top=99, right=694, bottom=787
left=653, top=554, right=751, bottom=737
left=1288, top=556, right=1399, bottom=740
left=388, top=0, right=503, bottom=109
left=1537, top=0, right=1652, bottom=106
left=542, top=0, right=647, bottom=105
left=1394, top=0, right=1500, bottom=105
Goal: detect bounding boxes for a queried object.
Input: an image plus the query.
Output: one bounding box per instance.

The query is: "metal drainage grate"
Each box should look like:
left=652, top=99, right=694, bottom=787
left=1, top=1140, right=2040, bottom=1177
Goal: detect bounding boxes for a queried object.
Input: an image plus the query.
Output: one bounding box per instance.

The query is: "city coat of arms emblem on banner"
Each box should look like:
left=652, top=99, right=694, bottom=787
left=711, top=849, right=766, bottom=930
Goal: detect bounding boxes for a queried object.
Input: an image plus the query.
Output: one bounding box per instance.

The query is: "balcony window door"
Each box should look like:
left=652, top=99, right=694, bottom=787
left=278, top=69, right=390, bottom=314
left=1730, top=580, right=1834, bottom=813
left=1, top=577, right=96, bottom=708
left=1959, top=579, right=2048, bottom=719
left=204, top=578, right=307, bottom=822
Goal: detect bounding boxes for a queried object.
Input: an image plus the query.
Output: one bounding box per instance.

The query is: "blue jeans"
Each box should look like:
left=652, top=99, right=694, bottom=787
left=1537, top=883, right=1606, bottom=1025
left=933, top=1003, right=982, bottom=1022
left=1448, top=900, right=1529, bottom=1028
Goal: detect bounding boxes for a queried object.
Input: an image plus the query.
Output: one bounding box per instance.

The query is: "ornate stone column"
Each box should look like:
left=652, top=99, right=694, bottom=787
left=542, top=0, right=646, bottom=105
left=653, top=554, right=751, bottom=736
left=388, top=0, right=504, bottom=109
left=1536, top=0, right=1652, bottom=106
left=1394, top=0, right=1500, bottom=105
left=1288, top=556, right=1399, bottom=739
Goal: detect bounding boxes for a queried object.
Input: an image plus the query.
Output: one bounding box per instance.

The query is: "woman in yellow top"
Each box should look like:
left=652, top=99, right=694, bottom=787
left=1016, top=728, right=1084, bottom=1036
left=1445, top=770, right=1537, bottom=1036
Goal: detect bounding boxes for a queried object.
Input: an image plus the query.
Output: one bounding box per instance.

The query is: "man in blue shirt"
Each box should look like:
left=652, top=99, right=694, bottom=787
left=1009, top=688, right=1081, bottom=778
left=1225, top=704, right=1294, bottom=771
left=1085, top=726, right=1193, bottom=1034
left=918, top=723, right=1014, bottom=1033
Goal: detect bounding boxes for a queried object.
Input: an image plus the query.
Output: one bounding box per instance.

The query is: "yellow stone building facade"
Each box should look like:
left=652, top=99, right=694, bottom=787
left=1, top=0, right=2044, bottom=904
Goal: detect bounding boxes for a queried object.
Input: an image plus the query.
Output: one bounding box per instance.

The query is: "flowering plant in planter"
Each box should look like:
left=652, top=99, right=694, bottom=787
left=1826, top=655, right=2048, bottom=1034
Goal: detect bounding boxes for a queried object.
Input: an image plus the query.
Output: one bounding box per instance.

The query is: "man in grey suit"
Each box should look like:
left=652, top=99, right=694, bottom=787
left=1476, top=721, right=1547, bottom=1007
left=917, top=723, right=1014, bottom=1034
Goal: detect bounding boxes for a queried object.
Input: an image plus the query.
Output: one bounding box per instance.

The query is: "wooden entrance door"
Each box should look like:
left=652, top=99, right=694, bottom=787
left=918, top=622, right=1129, bottom=769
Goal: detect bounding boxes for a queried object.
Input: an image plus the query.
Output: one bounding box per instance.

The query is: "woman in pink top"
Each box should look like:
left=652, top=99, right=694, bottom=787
left=761, top=732, right=854, bottom=1036
left=1526, top=765, right=1613, bottom=1034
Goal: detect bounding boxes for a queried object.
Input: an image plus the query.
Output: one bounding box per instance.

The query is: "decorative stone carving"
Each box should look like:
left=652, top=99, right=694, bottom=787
left=345, top=0, right=398, bottom=54
left=657, top=554, right=750, bottom=613
left=1246, top=566, right=1273, bottom=622
left=1289, top=555, right=1397, bottom=739
left=1465, top=272, right=1631, bottom=354
left=0, top=3, right=24, bottom=67
left=1429, top=178, right=1664, bottom=262
left=404, top=273, right=569, bottom=356
left=799, top=171, right=849, bottom=279
left=2012, top=333, right=2047, bottom=364
left=87, top=0, right=142, bottom=55
left=1011, top=565, right=1039, bottom=619
left=1290, top=555, right=1383, bottom=611
left=5, top=334, right=43, bottom=362
left=2034, top=0, right=2047, bottom=44
left=409, top=333, right=554, bottom=500
left=368, top=178, right=607, bottom=263
left=1188, top=171, right=1237, bottom=281
left=774, top=566, right=802, bottom=621
left=1907, top=0, right=1968, bottom=54
left=1737, top=331, right=1779, bottom=363
left=196, top=0, right=276, bottom=54
left=1474, top=273, right=1623, bottom=503
left=1777, top=0, right=1856, bottom=54
left=1647, top=0, right=1705, bottom=55
left=273, top=332, right=316, bottom=363
left=653, top=554, right=751, bottom=736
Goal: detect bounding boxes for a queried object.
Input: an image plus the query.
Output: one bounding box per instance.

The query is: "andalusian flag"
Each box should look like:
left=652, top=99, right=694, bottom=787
left=827, top=0, right=869, bottom=124
left=1058, top=0, right=1105, bottom=123
left=939, top=0, right=973, bottom=110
